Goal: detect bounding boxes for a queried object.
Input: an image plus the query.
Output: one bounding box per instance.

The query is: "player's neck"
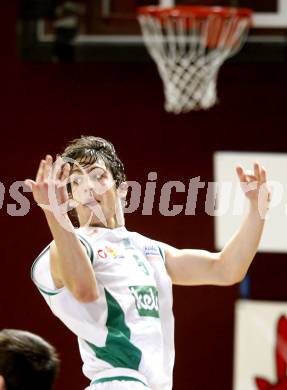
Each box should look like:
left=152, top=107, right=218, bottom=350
left=82, top=216, right=124, bottom=229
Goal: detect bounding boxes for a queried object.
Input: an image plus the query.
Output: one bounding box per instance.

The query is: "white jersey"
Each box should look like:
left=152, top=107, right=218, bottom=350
left=31, top=226, right=175, bottom=390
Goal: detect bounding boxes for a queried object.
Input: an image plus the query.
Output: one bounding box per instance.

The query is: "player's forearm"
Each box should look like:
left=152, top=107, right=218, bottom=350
left=44, top=211, right=99, bottom=301
left=219, top=201, right=265, bottom=284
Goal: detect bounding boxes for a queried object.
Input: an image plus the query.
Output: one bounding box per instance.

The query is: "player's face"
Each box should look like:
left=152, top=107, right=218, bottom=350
left=69, top=159, right=120, bottom=228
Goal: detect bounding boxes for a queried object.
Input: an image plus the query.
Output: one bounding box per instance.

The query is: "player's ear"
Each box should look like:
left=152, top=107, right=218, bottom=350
left=115, top=182, right=128, bottom=225
left=0, top=375, right=6, bottom=390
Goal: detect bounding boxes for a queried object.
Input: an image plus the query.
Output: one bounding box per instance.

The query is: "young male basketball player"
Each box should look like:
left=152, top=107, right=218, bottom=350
left=0, top=329, right=59, bottom=390
left=26, top=136, right=270, bottom=390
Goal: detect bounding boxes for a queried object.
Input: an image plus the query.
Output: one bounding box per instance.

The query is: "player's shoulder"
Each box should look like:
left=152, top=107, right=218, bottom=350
left=128, top=230, right=167, bottom=261
left=31, top=240, right=65, bottom=296
left=128, top=229, right=155, bottom=246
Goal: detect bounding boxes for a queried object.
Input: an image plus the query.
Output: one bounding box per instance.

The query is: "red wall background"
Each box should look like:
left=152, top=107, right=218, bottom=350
left=1, top=3, right=287, bottom=390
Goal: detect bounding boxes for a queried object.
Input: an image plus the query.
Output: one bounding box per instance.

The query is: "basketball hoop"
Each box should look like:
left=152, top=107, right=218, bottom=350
left=137, top=6, right=252, bottom=113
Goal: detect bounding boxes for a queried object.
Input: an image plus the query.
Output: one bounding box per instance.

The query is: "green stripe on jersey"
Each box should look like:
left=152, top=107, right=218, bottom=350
left=158, top=246, right=165, bottom=263
left=85, top=289, right=142, bottom=370
left=91, top=376, right=148, bottom=387
left=37, top=287, right=59, bottom=296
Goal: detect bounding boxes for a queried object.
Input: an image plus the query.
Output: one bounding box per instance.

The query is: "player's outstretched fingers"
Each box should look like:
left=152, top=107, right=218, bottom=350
left=59, top=163, right=70, bottom=196
left=57, top=157, right=67, bottom=182
left=51, top=155, right=63, bottom=182
left=236, top=165, right=246, bottom=182
left=260, top=166, right=267, bottom=183
left=24, top=179, right=36, bottom=191
left=60, top=162, right=70, bottom=180
left=36, top=159, right=46, bottom=183
left=254, top=162, right=261, bottom=181
left=58, top=163, right=72, bottom=213
left=43, top=154, right=53, bottom=181
left=237, top=165, right=257, bottom=184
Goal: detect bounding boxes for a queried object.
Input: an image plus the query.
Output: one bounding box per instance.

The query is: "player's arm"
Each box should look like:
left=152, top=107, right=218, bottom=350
left=26, top=155, right=99, bottom=303
left=164, top=163, right=270, bottom=286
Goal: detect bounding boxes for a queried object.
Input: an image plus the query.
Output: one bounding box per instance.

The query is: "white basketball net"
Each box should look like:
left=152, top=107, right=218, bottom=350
left=138, top=10, right=251, bottom=113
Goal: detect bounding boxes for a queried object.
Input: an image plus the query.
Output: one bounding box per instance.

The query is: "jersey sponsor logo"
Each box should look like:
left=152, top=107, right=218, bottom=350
left=144, top=245, right=160, bottom=257
left=97, top=246, right=125, bottom=260
left=97, top=249, right=107, bottom=259
left=129, top=286, right=159, bottom=318
left=105, top=246, right=118, bottom=257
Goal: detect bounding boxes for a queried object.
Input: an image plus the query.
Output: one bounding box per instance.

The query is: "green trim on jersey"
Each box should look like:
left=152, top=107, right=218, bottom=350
left=85, top=289, right=142, bottom=370
left=31, top=233, right=94, bottom=296
left=37, top=286, right=60, bottom=296
left=158, top=245, right=165, bottom=263
left=91, top=376, right=148, bottom=387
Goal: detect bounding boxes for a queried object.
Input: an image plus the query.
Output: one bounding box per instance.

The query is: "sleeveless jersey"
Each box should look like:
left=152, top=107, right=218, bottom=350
left=31, top=226, right=175, bottom=390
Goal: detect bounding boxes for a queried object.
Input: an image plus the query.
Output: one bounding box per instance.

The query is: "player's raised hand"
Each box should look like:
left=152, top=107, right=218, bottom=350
left=25, top=155, right=72, bottom=214
left=236, top=162, right=271, bottom=216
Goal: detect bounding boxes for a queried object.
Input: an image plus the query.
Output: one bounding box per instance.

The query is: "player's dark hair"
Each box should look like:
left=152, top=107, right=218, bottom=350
left=61, top=135, right=126, bottom=188
left=0, top=329, right=59, bottom=390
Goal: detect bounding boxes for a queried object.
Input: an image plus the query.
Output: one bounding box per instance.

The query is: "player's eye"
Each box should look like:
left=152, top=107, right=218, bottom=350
left=93, top=173, right=103, bottom=181
left=71, top=175, right=82, bottom=185
left=89, top=169, right=105, bottom=181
